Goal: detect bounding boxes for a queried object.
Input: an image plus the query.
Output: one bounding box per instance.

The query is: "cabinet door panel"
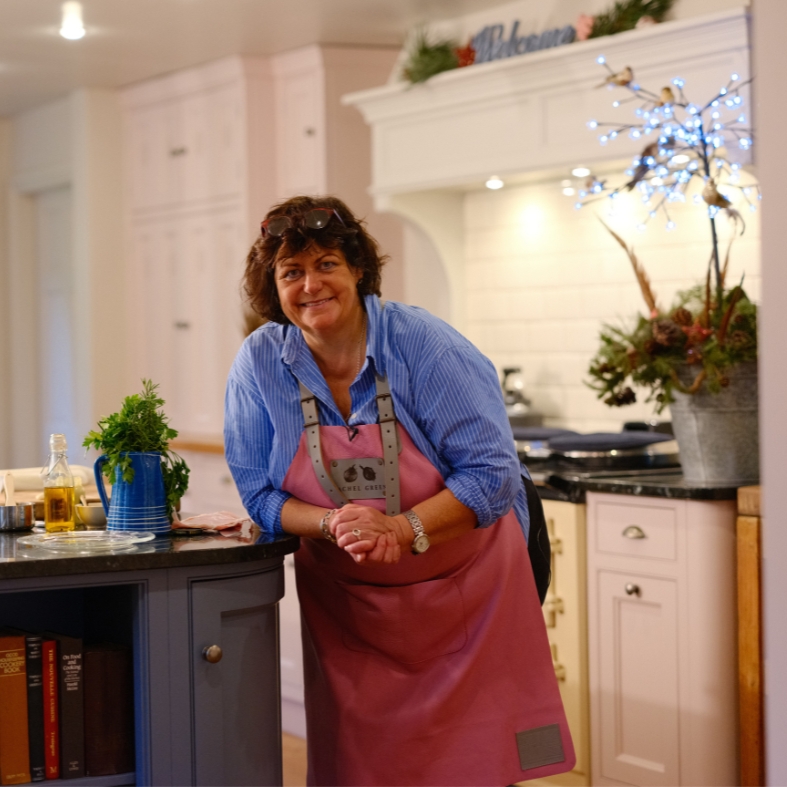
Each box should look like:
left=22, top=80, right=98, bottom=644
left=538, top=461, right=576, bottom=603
left=191, top=570, right=284, bottom=787
left=207, top=85, right=245, bottom=199
left=598, top=571, right=679, bottom=786
left=276, top=70, right=323, bottom=197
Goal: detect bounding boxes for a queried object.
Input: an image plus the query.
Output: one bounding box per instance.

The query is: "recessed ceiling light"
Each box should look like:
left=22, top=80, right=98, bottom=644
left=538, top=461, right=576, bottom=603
left=60, top=1, right=86, bottom=40
left=672, top=154, right=691, bottom=164
left=560, top=179, right=573, bottom=187
left=562, top=187, right=575, bottom=196
left=485, top=176, right=504, bottom=190
left=572, top=167, right=591, bottom=178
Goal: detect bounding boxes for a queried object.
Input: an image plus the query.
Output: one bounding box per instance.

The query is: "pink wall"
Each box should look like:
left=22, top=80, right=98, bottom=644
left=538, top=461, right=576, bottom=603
left=753, top=1, right=787, bottom=782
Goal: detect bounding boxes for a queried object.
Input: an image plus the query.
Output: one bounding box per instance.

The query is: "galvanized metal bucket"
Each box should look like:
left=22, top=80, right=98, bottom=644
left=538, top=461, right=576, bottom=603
left=669, top=361, right=759, bottom=485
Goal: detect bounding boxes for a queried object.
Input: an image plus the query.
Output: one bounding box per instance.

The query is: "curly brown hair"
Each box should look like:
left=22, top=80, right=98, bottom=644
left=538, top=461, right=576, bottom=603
left=243, top=195, right=388, bottom=325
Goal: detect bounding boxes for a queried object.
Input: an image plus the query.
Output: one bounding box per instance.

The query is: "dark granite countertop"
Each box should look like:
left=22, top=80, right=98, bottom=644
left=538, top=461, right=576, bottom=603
left=538, top=470, right=742, bottom=504
left=0, top=526, right=299, bottom=580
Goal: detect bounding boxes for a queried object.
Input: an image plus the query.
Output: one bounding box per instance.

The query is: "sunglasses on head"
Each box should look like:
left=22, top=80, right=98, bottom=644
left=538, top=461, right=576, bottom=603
left=260, top=208, right=346, bottom=238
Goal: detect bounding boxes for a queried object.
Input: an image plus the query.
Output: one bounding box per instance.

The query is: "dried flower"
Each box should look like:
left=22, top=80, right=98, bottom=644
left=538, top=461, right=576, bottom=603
left=681, top=320, right=714, bottom=345
left=719, top=375, right=730, bottom=387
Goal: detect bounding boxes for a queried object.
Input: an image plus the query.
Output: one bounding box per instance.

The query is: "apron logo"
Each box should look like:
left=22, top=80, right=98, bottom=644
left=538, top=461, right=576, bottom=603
left=331, top=458, right=385, bottom=500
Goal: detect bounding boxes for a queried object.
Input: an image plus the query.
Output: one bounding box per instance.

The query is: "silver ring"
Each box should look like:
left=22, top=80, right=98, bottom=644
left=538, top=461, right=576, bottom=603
left=352, top=528, right=362, bottom=539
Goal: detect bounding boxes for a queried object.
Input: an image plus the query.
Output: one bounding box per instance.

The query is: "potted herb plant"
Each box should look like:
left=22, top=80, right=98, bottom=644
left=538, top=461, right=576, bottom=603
left=83, top=380, right=190, bottom=531
left=579, top=60, right=759, bottom=484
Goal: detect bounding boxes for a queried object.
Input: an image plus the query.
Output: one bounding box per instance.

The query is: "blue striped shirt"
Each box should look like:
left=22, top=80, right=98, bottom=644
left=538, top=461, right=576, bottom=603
left=224, top=295, right=530, bottom=539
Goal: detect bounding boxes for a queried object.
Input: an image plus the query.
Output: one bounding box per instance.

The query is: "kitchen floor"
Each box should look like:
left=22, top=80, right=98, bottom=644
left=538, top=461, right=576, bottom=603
left=283, top=733, right=308, bottom=786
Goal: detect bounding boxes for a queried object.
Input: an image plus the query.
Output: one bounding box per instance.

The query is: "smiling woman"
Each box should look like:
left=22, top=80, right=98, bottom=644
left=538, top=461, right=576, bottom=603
left=224, top=195, right=573, bottom=787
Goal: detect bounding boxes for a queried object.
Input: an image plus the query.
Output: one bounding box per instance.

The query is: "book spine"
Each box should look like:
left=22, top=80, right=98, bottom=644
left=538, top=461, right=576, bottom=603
left=42, top=642, right=59, bottom=781
left=25, top=636, right=45, bottom=782
left=84, top=646, right=135, bottom=777
left=57, top=638, right=84, bottom=779
left=0, top=636, right=31, bottom=786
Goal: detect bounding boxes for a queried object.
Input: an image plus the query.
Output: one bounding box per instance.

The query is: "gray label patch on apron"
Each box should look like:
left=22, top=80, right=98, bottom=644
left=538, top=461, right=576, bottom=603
left=330, top=457, right=386, bottom=500
left=515, top=724, right=565, bottom=771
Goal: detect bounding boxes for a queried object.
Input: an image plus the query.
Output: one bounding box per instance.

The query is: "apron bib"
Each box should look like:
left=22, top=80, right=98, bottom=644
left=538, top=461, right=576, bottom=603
left=282, top=376, right=574, bottom=787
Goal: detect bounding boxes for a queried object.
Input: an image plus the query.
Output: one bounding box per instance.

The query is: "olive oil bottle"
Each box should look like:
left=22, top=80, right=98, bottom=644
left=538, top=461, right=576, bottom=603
left=43, top=434, right=75, bottom=532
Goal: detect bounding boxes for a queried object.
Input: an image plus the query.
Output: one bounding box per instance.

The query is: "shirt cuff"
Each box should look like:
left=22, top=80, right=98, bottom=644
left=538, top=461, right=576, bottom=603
left=445, top=473, right=496, bottom=527
left=259, top=489, right=291, bottom=537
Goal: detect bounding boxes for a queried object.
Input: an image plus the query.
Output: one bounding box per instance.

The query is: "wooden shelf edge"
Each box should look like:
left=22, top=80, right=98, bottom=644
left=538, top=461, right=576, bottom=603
left=22, top=772, right=135, bottom=787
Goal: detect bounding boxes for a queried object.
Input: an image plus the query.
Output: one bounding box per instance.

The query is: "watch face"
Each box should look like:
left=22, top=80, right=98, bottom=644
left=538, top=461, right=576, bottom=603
left=412, top=533, right=430, bottom=554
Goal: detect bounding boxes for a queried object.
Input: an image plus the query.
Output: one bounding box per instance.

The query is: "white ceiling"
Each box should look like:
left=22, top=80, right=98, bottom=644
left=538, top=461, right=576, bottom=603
left=0, top=0, right=501, bottom=117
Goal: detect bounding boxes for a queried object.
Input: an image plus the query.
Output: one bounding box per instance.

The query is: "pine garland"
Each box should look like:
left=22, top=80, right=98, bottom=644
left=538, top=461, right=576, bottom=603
left=402, top=32, right=459, bottom=84
left=589, top=0, right=675, bottom=39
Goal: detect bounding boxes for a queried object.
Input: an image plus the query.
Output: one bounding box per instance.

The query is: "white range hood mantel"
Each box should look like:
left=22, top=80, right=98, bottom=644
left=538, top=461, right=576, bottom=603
left=344, top=7, right=750, bottom=202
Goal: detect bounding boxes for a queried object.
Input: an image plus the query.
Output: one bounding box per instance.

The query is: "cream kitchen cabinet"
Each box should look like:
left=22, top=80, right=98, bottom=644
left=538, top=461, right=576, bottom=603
left=538, top=499, right=591, bottom=787
left=586, top=492, right=738, bottom=787
left=123, top=48, right=400, bottom=441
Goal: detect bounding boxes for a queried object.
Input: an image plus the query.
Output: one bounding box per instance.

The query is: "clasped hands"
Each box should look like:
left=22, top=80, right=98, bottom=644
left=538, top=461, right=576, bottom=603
left=329, top=504, right=411, bottom=564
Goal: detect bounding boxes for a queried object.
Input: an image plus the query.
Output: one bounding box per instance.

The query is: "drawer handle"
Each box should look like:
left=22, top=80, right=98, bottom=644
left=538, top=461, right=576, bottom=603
left=625, top=583, right=641, bottom=597
left=202, top=645, right=223, bottom=663
left=622, top=525, right=647, bottom=540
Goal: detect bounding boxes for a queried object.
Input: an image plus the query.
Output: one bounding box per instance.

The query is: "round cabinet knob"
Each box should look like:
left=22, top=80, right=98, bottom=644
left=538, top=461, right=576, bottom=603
left=625, top=583, right=642, bottom=597
left=202, top=645, right=223, bottom=663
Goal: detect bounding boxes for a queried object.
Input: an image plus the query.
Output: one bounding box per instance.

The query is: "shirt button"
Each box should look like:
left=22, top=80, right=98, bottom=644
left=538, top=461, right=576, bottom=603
left=350, top=413, right=357, bottom=420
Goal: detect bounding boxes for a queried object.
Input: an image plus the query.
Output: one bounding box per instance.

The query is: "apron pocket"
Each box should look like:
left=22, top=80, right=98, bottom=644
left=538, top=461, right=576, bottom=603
left=339, top=577, right=467, bottom=664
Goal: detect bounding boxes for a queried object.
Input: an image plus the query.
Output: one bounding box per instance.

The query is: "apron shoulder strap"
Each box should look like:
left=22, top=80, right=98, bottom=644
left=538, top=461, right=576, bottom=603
left=298, top=381, right=348, bottom=509
left=375, top=375, right=401, bottom=517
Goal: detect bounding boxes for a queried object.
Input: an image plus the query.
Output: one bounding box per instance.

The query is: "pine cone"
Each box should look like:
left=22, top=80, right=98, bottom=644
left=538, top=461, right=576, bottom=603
left=729, top=330, right=751, bottom=349
left=686, top=346, right=703, bottom=365
left=627, top=348, right=639, bottom=366
left=653, top=319, right=683, bottom=347
left=644, top=338, right=660, bottom=355
left=672, top=307, right=693, bottom=327
left=604, top=386, right=636, bottom=406
left=719, top=376, right=730, bottom=387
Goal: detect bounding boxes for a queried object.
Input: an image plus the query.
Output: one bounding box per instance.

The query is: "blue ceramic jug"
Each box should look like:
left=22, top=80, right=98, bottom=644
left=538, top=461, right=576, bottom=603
left=94, top=452, right=170, bottom=533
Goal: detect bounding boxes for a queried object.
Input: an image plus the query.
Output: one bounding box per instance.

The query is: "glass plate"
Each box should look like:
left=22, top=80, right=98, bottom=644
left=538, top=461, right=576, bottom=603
left=17, top=531, right=156, bottom=553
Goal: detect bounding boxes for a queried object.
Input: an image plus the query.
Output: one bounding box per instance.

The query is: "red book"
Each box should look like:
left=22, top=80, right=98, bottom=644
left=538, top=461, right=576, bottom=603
left=42, top=641, right=59, bottom=781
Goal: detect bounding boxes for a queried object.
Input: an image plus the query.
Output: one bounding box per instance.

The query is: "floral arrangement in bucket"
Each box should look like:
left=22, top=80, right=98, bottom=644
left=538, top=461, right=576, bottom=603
left=577, top=58, right=759, bottom=482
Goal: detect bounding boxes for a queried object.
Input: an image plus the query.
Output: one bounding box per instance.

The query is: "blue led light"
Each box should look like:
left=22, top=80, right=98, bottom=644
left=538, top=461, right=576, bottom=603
left=587, top=119, right=598, bottom=129
left=731, top=73, right=740, bottom=81
left=672, top=78, right=685, bottom=87
left=597, top=55, right=606, bottom=64
left=666, top=221, right=676, bottom=231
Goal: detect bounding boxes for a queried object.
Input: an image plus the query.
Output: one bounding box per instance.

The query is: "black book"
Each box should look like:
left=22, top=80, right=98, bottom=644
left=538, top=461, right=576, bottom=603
left=6, top=629, right=45, bottom=782
left=23, top=633, right=45, bottom=782
left=43, top=633, right=84, bottom=780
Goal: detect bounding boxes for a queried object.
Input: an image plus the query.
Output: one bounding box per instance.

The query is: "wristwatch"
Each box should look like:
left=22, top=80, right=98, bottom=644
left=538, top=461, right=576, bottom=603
left=403, top=509, right=430, bottom=554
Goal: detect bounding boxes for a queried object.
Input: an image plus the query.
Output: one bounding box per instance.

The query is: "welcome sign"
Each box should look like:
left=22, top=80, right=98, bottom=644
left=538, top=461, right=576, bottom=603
left=471, top=20, right=576, bottom=64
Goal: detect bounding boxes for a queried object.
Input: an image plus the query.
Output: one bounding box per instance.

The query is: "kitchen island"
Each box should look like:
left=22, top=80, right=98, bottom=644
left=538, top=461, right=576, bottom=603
left=0, top=528, right=298, bottom=787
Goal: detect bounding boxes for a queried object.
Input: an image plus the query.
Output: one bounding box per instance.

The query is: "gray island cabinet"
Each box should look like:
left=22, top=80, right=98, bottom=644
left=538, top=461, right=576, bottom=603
left=0, top=529, right=299, bottom=787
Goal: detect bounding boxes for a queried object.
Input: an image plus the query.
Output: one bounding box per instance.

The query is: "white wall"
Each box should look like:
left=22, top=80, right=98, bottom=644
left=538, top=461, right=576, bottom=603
left=463, top=176, right=761, bottom=432
left=753, top=0, right=787, bottom=782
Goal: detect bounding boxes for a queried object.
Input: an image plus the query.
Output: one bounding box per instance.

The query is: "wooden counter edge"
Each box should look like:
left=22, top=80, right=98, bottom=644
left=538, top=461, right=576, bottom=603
left=170, top=439, right=225, bottom=455
left=737, top=485, right=761, bottom=517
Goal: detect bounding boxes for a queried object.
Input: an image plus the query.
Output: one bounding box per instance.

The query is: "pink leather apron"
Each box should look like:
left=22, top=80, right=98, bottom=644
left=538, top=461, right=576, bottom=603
left=282, top=399, right=574, bottom=786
